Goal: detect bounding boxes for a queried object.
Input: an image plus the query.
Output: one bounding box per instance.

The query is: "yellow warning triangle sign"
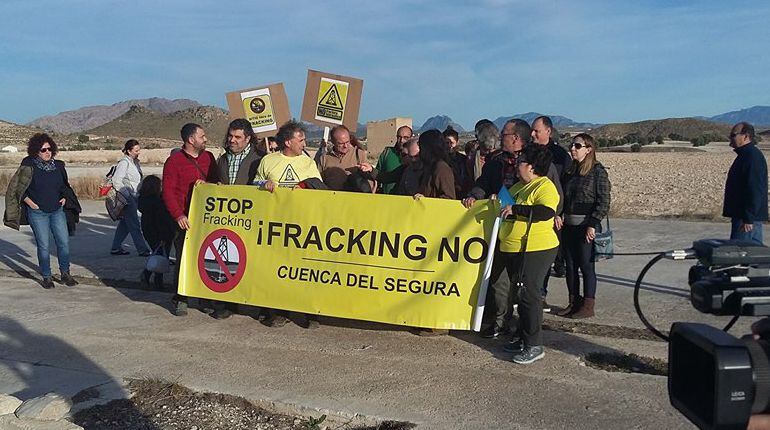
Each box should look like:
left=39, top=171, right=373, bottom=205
left=319, top=84, right=343, bottom=109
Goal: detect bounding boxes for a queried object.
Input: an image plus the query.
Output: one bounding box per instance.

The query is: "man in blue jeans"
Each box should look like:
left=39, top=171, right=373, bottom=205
left=723, top=122, right=768, bottom=245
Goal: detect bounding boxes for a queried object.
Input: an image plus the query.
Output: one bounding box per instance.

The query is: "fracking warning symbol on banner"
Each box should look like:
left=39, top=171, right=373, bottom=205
left=197, top=229, right=247, bottom=293
left=240, top=88, right=277, bottom=133
left=315, top=77, right=349, bottom=125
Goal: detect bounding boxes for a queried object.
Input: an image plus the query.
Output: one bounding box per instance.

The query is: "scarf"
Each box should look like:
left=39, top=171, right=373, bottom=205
left=33, top=157, right=57, bottom=172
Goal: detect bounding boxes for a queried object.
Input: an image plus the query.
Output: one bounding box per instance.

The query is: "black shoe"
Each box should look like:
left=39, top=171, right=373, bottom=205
left=262, top=315, right=289, bottom=327
left=212, top=309, right=233, bottom=320
left=110, top=249, right=130, bottom=255
left=552, top=267, right=566, bottom=278
left=296, top=314, right=320, bottom=329
left=503, top=337, right=525, bottom=353
left=138, top=251, right=152, bottom=257
left=480, top=326, right=505, bottom=339
left=173, top=300, right=188, bottom=317
left=42, top=277, right=55, bottom=289
left=511, top=345, right=545, bottom=364
left=60, top=272, right=78, bottom=286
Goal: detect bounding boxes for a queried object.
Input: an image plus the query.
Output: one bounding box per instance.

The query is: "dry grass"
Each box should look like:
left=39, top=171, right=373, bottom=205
left=0, top=171, right=104, bottom=200
left=0, top=148, right=191, bottom=167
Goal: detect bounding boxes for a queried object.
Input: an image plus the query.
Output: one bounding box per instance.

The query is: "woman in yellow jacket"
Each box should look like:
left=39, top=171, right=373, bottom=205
left=493, top=144, right=559, bottom=364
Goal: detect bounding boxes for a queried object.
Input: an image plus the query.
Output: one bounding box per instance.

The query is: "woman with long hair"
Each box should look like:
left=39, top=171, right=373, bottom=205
left=361, top=129, right=455, bottom=199
left=110, top=139, right=151, bottom=256
left=557, top=133, right=611, bottom=319
left=3, top=133, right=78, bottom=288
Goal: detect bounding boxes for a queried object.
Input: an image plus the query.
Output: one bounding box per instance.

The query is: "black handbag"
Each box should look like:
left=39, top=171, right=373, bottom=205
left=592, top=216, right=614, bottom=262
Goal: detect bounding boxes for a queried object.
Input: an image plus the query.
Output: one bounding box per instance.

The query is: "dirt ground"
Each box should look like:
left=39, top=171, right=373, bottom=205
left=72, top=380, right=414, bottom=430
left=599, top=150, right=765, bottom=219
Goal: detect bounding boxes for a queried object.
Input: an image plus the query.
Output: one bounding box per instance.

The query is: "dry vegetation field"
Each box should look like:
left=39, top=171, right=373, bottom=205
left=0, top=146, right=764, bottom=220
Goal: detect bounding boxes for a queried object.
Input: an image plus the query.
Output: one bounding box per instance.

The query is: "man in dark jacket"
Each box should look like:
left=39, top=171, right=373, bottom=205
left=210, top=119, right=266, bottom=319
left=532, top=116, right=570, bottom=306
left=217, top=119, right=266, bottom=186
left=723, top=122, right=768, bottom=245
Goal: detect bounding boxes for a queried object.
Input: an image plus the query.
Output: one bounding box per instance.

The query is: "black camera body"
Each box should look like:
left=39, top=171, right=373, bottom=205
left=670, top=239, right=770, bottom=429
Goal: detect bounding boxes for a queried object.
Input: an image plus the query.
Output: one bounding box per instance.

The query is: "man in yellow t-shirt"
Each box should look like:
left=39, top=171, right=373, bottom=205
left=252, top=120, right=325, bottom=330
left=254, top=120, right=324, bottom=191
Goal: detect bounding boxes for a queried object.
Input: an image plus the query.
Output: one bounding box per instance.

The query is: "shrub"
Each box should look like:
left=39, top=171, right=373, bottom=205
left=77, top=134, right=89, bottom=143
left=655, top=135, right=664, bottom=144
left=630, top=143, right=641, bottom=152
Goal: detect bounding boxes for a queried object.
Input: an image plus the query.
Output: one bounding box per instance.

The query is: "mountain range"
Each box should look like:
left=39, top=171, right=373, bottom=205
left=28, top=97, right=201, bottom=134
left=19, top=97, right=770, bottom=142
left=703, top=106, right=770, bottom=127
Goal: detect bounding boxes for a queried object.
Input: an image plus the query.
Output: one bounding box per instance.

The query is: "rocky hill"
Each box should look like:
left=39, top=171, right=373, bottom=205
left=28, top=97, right=201, bottom=134
left=0, top=119, right=75, bottom=151
left=417, top=115, right=465, bottom=133
left=591, top=118, right=732, bottom=140
left=85, top=105, right=230, bottom=142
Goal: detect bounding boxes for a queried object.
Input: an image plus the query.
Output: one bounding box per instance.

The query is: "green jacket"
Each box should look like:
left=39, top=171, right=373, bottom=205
left=4, top=162, right=34, bottom=230
left=376, top=147, right=402, bottom=194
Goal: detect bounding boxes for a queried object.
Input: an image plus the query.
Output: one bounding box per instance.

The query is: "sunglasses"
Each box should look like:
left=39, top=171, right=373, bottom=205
left=569, top=142, right=590, bottom=149
left=39, top=147, right=52, bottom=153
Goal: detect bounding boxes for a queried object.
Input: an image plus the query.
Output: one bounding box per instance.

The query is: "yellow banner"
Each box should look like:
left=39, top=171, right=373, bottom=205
left=179, top=184, right=497, bottom=329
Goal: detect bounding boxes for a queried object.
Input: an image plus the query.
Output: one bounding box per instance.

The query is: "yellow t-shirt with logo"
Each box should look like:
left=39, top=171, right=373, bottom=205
left=498, top=176, right=560, bottom=253
left=254, top=152, right=322, bottom=188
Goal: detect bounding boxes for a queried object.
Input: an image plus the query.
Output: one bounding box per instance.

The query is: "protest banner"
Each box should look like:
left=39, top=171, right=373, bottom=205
left=225, top=83, right=291, bottom=138
left=300, top=69, right=363, bottom=131
left=179, top=184, right=498, bottom=330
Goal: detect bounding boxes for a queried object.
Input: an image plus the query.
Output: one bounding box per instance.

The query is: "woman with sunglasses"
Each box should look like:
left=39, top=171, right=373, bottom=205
left=557, top=133, right=611, bottom=319
left=3, top=133, right=78, bottom=289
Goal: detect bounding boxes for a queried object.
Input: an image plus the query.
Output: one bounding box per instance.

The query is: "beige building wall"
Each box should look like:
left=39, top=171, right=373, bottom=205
left=366, top=118, right=412, bottom=158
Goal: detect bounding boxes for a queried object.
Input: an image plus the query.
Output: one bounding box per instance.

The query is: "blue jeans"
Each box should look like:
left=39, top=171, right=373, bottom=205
left=27, top=206, right=70, bottom=278
left=730, top=218, right=764, bottom=245
left=111, top=196, right=150, bottom=253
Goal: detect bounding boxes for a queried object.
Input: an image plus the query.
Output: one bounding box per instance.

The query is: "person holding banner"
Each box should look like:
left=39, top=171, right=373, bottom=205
left=317, top=125, right=373, bottom=192
left=253, top=120, right=326, bottom=192
left=216, top=119, right=266, bottom=186
left=375, top=126, right=412, bottom=194
left=360, top=129, right=455, bottom=200
left=162, top=123, right=219, bottom=316
left=254, top=120, right=326, bottom=328
left=210, top=118, right=266, bottom=320
left=491, top=144, right=559, bottom=364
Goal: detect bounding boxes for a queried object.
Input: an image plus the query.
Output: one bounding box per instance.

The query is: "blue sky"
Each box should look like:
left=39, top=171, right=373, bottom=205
left=1, top=0, right=769, bottom=129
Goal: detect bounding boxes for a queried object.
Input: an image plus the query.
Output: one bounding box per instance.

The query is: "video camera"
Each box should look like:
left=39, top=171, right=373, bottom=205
left=666, top=239, right=770, bottom=429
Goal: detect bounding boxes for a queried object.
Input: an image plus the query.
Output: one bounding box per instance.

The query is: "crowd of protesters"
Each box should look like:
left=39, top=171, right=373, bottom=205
left=0, top=116, right=612, bottom=364
left=9, top=114, right=767, bottom=365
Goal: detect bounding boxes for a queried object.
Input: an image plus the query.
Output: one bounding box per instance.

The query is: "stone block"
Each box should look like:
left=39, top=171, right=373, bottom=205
left=15, top=393, right=71, bottom=421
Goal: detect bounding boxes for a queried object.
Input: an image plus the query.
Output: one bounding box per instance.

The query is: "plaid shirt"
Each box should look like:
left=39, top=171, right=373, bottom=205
left=226, top=145, right=251, bottom=185
left=562, top=162, right=611, bottom=229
